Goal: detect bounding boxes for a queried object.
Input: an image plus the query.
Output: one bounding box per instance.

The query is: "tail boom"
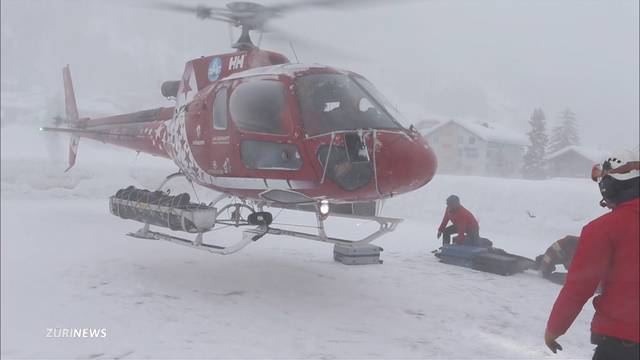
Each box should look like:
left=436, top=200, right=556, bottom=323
left=42, top=114, right=173, bottom=160
left=43, top=65, right=175, bottom=170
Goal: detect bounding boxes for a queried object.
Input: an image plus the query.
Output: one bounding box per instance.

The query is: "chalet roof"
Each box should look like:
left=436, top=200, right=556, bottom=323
left=423, top=118, right=529, bottom=146
left=414, top=119, right=441, bottom=131
left=547, top=145, right=608, bottom=163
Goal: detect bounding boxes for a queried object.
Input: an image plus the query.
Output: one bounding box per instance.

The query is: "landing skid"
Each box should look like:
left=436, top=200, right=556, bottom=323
left=121, top=172, right=403, bottom=256
left=127, top=210, right=401, bottom=255
left=128, top=224, right=265, bottom=255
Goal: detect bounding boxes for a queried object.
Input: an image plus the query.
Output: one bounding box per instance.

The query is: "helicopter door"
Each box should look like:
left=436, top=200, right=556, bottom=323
left=208, top=87, right=233, bottom=176
left=229, top=79, right=302, bottom=173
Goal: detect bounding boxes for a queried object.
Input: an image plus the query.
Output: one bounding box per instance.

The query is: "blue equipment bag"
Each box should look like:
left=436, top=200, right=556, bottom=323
left=472, top=252, right=521, bottom=276
left=435, top=245, right=488, bottom=268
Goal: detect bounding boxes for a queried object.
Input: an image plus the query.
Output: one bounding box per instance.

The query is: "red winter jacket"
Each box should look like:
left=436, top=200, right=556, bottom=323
left=438, top=205, right=479, bottom=244
left=547, top=198, right=640, bottom=343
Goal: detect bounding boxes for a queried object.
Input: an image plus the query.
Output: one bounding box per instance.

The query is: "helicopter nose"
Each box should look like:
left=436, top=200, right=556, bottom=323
left=375, top=132, right=437, bottom=196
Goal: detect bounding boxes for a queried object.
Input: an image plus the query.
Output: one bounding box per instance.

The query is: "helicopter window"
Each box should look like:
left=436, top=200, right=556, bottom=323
left=240, top=140, right=302, bottom=171
left=213, top=87, right=228, bottom=130
left=359, top=98, right=375, bottom=112
left=229, top=80, right=286, bottom=135
left=351, top=75, right=408, bottom=126
left=295, top=74, right=400, bottom=136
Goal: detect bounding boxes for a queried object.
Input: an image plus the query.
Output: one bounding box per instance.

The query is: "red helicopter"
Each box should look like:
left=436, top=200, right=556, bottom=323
left=42, top=1, right=437, bottom=256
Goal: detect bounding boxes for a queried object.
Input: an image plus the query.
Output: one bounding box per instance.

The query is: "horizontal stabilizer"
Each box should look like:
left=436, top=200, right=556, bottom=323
left=40, top=126, right=136, bottom=138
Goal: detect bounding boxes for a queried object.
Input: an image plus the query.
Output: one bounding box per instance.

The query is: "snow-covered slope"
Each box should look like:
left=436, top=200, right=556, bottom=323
left=1, top=124, right=606, bottom=359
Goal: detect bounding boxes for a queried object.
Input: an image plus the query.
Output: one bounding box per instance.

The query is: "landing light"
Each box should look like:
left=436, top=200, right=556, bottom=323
left=319, top=200, right=330, bottom=216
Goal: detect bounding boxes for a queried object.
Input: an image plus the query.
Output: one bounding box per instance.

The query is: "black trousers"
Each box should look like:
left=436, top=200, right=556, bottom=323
left=442, top=225, right=479, bottom=246
left=592, top=334, right=639, bottom=360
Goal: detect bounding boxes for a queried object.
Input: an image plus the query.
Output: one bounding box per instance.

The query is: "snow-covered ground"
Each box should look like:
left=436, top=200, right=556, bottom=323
left=1, top=123, right=607, bottom=359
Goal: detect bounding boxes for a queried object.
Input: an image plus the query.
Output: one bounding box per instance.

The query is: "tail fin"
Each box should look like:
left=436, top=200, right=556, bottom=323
left=63, top=65, right=81, bottom=171
left=63, top=65, right=80, bottom=125
left=66, top=135, right=80, bottom=172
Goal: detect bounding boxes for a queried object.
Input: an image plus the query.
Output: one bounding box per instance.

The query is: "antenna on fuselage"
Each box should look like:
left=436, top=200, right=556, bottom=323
left=289, top=40, right=300, bottom=63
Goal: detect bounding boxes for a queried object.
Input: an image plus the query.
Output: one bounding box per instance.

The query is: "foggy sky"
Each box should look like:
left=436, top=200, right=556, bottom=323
left=1, top=0, right=638, bottom=150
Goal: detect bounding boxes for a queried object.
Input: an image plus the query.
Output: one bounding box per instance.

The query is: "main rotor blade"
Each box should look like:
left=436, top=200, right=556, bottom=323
left=154, top=2, right=229, bottom=14
left=153, top=2, right=234, bottom=21
left=262, top=25, right=368, bottom=62
left=270, top=0, right=423, bottom=13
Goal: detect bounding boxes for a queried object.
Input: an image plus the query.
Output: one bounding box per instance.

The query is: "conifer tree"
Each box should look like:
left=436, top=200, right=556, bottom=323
left=523, top=108, right=549, bottom=179
left=549, top=108, right=580, bottom=154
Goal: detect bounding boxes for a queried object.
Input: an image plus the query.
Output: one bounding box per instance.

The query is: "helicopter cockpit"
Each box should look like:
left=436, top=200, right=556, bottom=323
left=295, top=73, right=403, bottom=137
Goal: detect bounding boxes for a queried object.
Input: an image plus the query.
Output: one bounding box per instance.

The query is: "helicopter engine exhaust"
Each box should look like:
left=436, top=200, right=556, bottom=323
left=161, top=80, right=181, bottom=98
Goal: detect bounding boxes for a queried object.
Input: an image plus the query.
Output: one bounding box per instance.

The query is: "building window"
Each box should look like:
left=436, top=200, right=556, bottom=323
left=487, top=149, right=494, bottom=159
left=468, top=136, right=476, bottom=145
left=465, top=147, right=479, bottom=158
left=487, top=142, right=501, bottom=158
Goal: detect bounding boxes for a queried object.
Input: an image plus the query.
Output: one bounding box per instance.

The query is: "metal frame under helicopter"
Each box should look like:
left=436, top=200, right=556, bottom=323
left=114, top=172, right=402, bottom=255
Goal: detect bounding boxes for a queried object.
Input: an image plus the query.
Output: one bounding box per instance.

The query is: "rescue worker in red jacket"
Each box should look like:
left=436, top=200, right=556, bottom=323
left=437, top=195, right=480, bottom=246
left=545, top=151, right=640, bottom=359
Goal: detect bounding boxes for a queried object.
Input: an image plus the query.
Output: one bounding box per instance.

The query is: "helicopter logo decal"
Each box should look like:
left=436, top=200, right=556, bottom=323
left=228, top=54, right=245, bottom=71
left=208, top=57, right=223, bottom=81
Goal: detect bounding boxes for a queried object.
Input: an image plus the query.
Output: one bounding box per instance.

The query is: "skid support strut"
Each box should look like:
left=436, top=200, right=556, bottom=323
left=119, top=174, right=403, bottom=255
left=266, top=210, right=402, bottom=246
left=124, top=172, right=260, bottom=255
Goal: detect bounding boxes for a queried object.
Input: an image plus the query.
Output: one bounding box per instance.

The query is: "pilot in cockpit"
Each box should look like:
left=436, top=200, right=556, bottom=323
left=297, top=78, right=347, bottom=134
left=296, top=73, right=397, bottom=137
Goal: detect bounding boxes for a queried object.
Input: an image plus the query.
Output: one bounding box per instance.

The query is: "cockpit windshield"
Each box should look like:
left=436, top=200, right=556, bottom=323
left=351, top=75, right=409, bottom=126
left=295, top=74, right=401, bottom=136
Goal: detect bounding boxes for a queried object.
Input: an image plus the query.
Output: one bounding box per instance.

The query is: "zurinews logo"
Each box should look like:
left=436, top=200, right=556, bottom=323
left=46, top=328, right=107, bottom=338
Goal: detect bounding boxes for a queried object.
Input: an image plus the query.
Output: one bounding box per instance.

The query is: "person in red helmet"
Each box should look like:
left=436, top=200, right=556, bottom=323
left=544, top=150, right=640, bottom=359
left=437, top=195, right=480, bottom=246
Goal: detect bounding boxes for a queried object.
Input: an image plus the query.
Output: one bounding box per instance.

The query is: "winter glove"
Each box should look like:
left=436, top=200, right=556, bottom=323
left=544, top=329, right=563, bottom=354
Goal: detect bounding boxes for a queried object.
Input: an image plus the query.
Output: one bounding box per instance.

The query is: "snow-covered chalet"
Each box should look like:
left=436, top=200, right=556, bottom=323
left=419, top=118, right=529, bottom=177
left=547, top=146, right=607, bottom=178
